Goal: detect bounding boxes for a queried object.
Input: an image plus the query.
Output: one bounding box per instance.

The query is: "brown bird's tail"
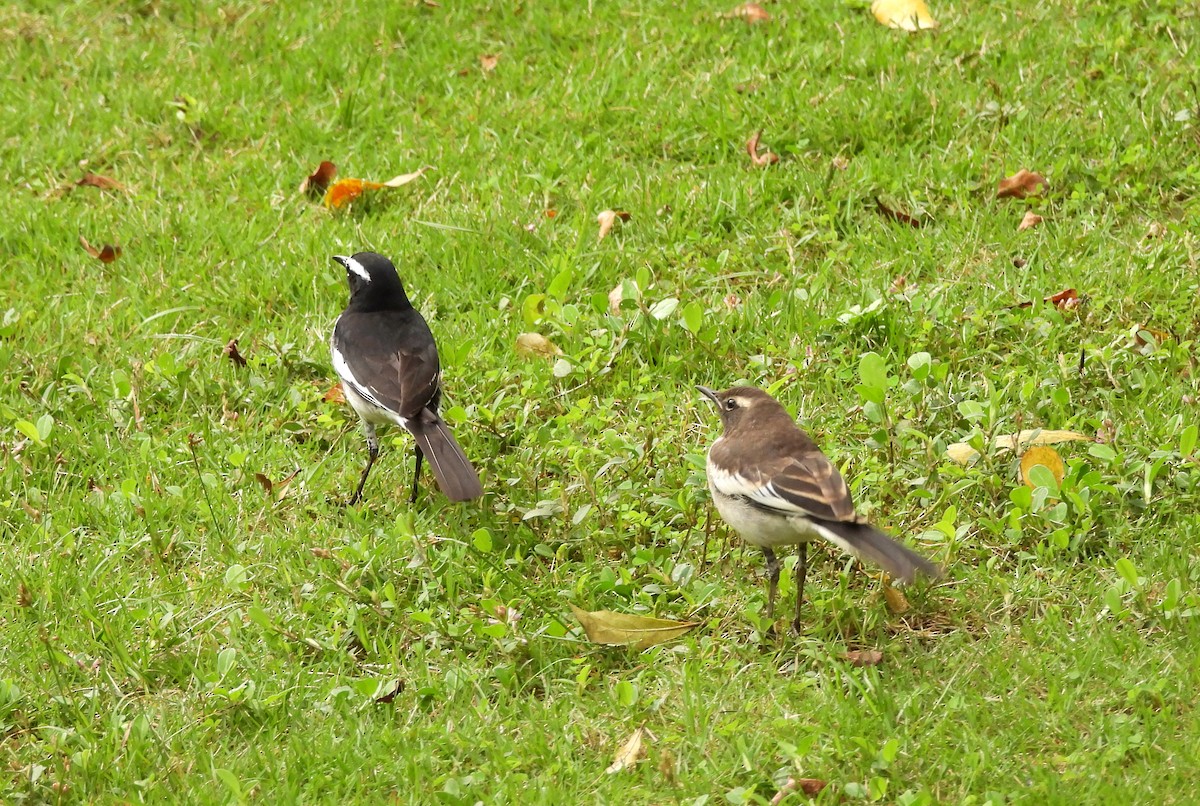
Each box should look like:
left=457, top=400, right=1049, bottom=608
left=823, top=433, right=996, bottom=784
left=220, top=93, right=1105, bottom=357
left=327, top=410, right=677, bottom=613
left=406, top=416, right=483, bottom=502
left=812, top=520, right=941, bottom=583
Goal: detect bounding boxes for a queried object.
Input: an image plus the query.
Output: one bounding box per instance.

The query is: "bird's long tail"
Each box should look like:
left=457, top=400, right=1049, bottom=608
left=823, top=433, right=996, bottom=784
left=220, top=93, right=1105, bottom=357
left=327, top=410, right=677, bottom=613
left=812, top=520, right=941, bottom=583
left=406, top=416, right=483, bottom=502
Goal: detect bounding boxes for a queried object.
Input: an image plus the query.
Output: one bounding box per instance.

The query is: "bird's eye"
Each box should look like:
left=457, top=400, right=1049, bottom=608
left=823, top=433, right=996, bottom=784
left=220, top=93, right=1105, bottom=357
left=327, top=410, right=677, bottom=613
left=724, top=398, right=737, bottom=411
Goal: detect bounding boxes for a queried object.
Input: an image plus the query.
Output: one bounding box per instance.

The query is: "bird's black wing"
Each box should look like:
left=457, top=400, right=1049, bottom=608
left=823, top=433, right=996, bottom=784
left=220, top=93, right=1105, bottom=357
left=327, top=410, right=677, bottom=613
left=333, top=309, right=441, bottom=419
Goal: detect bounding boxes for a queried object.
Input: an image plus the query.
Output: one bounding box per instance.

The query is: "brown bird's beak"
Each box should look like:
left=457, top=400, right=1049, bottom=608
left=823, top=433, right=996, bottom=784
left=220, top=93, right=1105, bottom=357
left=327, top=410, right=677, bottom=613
left=696, top=386, right=720, bottom=407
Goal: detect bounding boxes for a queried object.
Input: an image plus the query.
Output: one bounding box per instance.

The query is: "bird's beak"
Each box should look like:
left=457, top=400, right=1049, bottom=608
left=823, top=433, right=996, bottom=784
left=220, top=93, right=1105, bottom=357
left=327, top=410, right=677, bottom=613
left=696, top=386, right=720, bottom=407
left=331, top=255, right=350, bottom=270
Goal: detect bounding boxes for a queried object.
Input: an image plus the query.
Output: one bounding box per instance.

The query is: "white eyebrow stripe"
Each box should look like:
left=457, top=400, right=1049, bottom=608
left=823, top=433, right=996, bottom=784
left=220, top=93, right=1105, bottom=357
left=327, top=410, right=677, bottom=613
left=343, top=256, right=370, bottom=282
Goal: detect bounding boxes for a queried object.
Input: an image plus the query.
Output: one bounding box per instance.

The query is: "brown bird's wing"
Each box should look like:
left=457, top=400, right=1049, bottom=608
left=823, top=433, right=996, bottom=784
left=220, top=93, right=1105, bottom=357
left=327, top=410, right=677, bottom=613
left=712, top=449, right=857, bottom=522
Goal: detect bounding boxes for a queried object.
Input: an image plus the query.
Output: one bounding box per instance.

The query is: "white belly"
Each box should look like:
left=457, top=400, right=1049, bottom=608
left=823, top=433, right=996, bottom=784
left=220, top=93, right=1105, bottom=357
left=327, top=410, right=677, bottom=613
left=710, top=483, right=820, bottom=548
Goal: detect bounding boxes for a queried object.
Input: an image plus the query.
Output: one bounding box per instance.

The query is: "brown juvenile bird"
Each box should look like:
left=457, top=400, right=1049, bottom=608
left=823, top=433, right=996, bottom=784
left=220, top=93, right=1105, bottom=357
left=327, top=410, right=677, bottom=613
left=698, top=385, right=940, bottom=632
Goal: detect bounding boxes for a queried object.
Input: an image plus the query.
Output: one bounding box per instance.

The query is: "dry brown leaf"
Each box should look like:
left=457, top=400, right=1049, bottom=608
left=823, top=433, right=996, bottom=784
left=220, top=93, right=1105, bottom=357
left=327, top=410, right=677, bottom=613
left=746, top=130, right=779, bottom=167
left=76, top=173, right=125, bottom=192
left=875, top=197, right=924, bottom=228
left=570, top=604, right=699, bottom=650
left=871, top=0, right=938, bottom=30
left=311, top=547, right=333, bottom=559
left=79, top=235, right=121, bottom=263
left=224, top=338, right=248, bottom=368
left=1131, top=323, right=1172, bottom=349
left=1045, top=288, right=1079, bottom=311
left=771, top=778, right=828, bottom=805
left=597, top=209, right=630, bottom=240
left=374, top=679, right=404, bottom=704
left=832, top=155, right=850, bottom=171
left=17, top=582, right=32, bottom=608
left=324, top=384, right=346, bottom=404
left=844, top=649, right=884, bottom=667
left=997, top=169, right=1049, bottom=199
left=606, top=726, right=647, bottom=774
left=947, top=429, right=1092, bottom=464
left=883, top=584, right=910, bottom=614
left=1021, top=445, right=1065, bottom=488
left=730, top=2, right=771, bottom=22
left=1018, top=210, right=1043, bottom=231
left=515, top=332, right=562, bottom=358
left=254, top=473, right=273, bottom=495
left=480, top=53, right=499, bottom=72
left=299, top=161, right=337, bottom=197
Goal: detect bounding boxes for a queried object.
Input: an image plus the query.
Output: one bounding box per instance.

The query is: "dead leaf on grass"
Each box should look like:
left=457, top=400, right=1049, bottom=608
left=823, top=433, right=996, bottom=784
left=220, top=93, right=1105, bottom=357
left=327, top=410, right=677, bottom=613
left=997, top=169, right=1048, bottom=199
left=324, top=167, right=431, bottom=209
left=224, top=338, right=248, bottom=368
left=515, top=332, right=562, bottom=358
left=844, top=649, right=884, bottom=667
left=883, top=584, right=910, bottom=614
left=323, top=383, right=346, bottom=404
left=875, top=197, right=924, bottom=227
left=1021, top=445, right=1065, bottom=487
left=299, top=161, right=337, bottom=197
left=76, top=173, right=125, bottom=192
left=1018, top=210, right=1044, bottom=231
left=746, top=129, right=779, bottom=167
left=606, top=725, right=648, bottom=774
left=729, top=2, right=771, bottom=23
left=597, top=209, right=630, bottom=240
left=570, top=604, right=699, bottom=650
left=479, top=53, right=499, bottom=72
left=79, top=235, right=121, bottom=263
left=871, top=0, right=938, bottom=30
left=1045, top=287, right=1079, bottom=311
left=946, top=429, right=1092, bottom=464
left=771, top=778, right=828, bottom=805
left=374, top=679, right=404, bottom=704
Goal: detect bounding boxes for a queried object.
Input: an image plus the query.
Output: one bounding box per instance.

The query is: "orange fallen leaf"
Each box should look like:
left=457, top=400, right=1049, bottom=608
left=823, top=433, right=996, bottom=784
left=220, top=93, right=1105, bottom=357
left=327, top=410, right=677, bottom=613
left=871, top=0, right=938, bottom=30
left=730, top=2, right=771, bottom=22
left=76, top=173, right=125, bottom=192
left=746, top=130, right=779, bottom=167
left=323, top=384, right=346, bottom=404
left=597, top=209, right=631, bottom=240
left=515, top=333, right=562, bottom=358
left=324, top=168, right=430, bottom=209
left=480, top=53, right=499, bottom=72
left=224, top=338, right=248, bottom=368
left=1021, top=445, right=1065, bottom=488
left=1018, top=210, right=1044, bottom=231
left=844, top=649, right=884, bottom=667
left=1131, top=323, right=1172, bottom=350
left=79, top=235, right=121, bottom=263
left=545, top=209, right=557, bottom=219
left=876, top=197, right=924, bottom=228
left=997, top=169, right=1049, bottom=199
left=299, top=161, right=337, bottom=197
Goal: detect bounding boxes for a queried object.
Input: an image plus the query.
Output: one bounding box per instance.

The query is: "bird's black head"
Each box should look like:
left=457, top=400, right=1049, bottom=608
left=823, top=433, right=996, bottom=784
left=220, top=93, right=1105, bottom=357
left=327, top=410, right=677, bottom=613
left=697, top=385, right=790, bottom=434
left=332, top=252, right=412, bottom=311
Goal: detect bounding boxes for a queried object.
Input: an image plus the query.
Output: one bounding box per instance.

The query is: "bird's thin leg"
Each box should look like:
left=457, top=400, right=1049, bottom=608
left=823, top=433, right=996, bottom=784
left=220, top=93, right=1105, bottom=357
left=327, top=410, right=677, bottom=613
left=409, top=445, right=425, bottom=504
left=792, top=542, right=808, bottom=635
left=348, top=424, right=379, bottom=506
left=762, top=547, right=781, bottom=623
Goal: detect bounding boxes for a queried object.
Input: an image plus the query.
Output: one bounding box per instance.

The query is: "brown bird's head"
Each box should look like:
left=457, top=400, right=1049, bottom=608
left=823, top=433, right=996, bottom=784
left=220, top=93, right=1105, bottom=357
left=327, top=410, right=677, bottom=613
left=697, top=385, right=794, bottom=435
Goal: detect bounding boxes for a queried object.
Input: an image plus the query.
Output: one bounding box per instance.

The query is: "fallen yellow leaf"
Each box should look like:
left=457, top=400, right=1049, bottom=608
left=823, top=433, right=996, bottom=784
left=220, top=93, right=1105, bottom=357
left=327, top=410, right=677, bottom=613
left=596, top=209, right=630, bottom=240
left=606, top=726, right=647, bottom=774
left=570, top=604, right=699, bottom=650
left=882, top=584, right=910, bottom=614
left=515, top=332, right=562, bottom=358
left=871, top=0, right=938, bottom=31
left=1021, top=445, right=1065, bottom=488
left=946, top=429, right=1092, bottom=464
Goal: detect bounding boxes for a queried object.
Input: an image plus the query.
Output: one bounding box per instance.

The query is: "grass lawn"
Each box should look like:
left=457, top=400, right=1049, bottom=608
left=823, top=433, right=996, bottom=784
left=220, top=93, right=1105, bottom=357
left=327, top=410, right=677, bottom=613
left=4, top=0, right=1200, bottom=802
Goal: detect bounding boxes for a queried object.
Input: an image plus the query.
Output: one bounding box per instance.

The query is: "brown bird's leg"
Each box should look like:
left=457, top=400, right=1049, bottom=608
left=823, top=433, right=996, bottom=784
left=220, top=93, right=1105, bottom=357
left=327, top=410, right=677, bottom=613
left=409, top=445, right=424, bottom=504
left=348, top=424, right=379, bottom=506
left=762, top=547, right=781, bottom=623
left=792, top=542, right=808, bottom=634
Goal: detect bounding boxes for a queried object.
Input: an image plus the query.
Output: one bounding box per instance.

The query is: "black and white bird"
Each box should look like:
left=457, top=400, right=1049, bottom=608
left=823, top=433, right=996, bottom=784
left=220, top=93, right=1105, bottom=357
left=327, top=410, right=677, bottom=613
left=698, top=385, right=940, bottom=632
left=330, top=252, right=482, bottom=505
